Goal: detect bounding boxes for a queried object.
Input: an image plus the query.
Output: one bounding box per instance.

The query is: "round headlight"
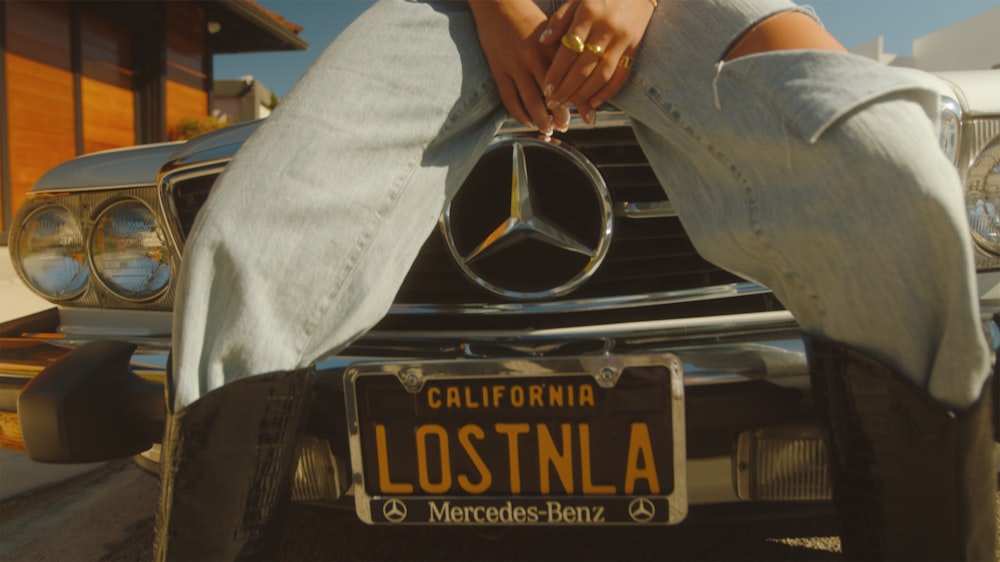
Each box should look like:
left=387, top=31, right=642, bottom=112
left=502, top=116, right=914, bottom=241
left=90, top=200, right=171, bottom=300
left=966, top=139, right=1000, bottom=255
left=15, top=205, right=89, bottom=299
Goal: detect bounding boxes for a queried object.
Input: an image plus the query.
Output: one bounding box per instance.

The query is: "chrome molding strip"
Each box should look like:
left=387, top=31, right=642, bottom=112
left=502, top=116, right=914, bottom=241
left=388, top=281, right=771, bottom=315
left=158, top=163, right=229, bottom=251
left=498, top=109, right=631, bottom=133
left=365, top=310, right=799, bottom=343
left=25, top=182, right=156, bottom=194
left=616, top=200, right=678, bottom=218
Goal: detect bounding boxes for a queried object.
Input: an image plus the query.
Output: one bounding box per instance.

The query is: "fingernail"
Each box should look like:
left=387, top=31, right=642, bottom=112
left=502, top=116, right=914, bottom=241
left=543, top=84, right=554, bottom=97
left=546, top=99, right=560, bottom=110
left=585, top=110, right=596, bottom=125
left=539, top=28, right=552, bottom=42
left=541, top=118, right=554, bottom=136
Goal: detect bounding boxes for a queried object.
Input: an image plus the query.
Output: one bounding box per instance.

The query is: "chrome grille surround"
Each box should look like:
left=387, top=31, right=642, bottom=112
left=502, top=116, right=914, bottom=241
left=158, top=163, right=228, bottom=251
left=156, top=111, right=775, bottom=329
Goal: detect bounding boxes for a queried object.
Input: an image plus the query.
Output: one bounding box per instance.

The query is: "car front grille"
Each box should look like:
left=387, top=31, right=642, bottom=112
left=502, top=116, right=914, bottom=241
left=167, top=125, right=779, bottom=328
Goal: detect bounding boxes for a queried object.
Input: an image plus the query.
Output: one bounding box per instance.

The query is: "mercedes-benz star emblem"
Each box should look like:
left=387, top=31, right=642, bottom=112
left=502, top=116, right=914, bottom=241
left=628, top=497, right=656, bottom=523
left=382, top=499, right=407, bottom=523
left=441, top=135, right=613, bottom=300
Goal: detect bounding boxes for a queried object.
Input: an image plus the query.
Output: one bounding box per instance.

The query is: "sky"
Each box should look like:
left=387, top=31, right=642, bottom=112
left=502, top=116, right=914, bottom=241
left=215, top=0, right=1000, bottom=98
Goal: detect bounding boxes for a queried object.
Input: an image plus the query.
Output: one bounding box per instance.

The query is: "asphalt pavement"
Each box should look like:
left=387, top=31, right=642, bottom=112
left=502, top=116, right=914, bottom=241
left=0, top=245, right=107, bottom=503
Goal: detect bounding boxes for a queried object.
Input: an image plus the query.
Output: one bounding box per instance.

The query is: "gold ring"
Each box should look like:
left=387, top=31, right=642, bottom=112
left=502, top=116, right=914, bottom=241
left=585, top=43, right=605, bottom=57
left=560, top=33, right=585, bottom=54
left=618, top=55, right=635, bottom=70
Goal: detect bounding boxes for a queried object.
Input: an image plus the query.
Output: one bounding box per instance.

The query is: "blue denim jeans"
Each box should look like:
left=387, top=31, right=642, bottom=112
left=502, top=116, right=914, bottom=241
left=171, top=0, right=989, bottom=411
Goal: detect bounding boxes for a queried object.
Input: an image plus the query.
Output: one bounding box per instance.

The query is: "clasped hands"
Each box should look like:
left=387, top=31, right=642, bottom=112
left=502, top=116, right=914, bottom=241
left=469, top=0, right=655, bottom=136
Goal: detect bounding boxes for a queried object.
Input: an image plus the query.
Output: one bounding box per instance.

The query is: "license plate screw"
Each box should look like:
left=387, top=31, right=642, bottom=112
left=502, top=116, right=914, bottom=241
left=596, top=366, right=620, bottom=388
left=400, top=368, right=425, bottom=392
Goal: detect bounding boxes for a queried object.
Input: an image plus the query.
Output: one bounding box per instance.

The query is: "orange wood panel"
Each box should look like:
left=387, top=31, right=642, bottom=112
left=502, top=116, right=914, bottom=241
left=1, top=138, right=4, bottom=232
left=4, top=1, right=74, bottom=227
left=167, top=2, right=206, bottom=72
left=5, top=1, right=71, bottom=69
left=166, top=80, right=208, bottom=139
left=82, top=77, right=135, bottom=154
left=166, top=1, right=206, bottom=90
left=81, top=10, right=133, bottom=89
left=5, top=53, right=76, bottom=220
left=80, top=10, right=135, bottom=154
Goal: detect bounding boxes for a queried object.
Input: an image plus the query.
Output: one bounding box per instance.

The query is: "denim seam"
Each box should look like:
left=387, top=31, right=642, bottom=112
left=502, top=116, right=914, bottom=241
left=715, top=69, right=826, bottom=321
left=630, top=71, right=825, bottom=323
left=296, top=151, right=422, bottom=363
left=296, top=74, right=497, bottom=362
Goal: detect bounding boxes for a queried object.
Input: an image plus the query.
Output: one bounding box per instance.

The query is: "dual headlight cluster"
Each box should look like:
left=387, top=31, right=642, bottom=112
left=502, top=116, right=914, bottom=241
left=15, top=198, right=171, bottom=302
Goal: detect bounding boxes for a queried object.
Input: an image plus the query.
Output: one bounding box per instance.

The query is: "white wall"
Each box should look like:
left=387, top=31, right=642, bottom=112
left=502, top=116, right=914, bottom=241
left=851, top=6, right=999, bottom=71
left=913, top=6, right=1000, bottom=71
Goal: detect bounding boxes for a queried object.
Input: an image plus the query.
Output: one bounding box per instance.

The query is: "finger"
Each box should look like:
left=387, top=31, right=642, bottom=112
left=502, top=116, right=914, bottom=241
left=552, top=103, right=572, bottom=133
left=538, top=0, right=577, bottom=45
left=515, top=73, right=555, bottom=135
left=576, top=100, right=597, bottom=126
left=522, top=55, right=556, bottom=134
left=589, top=53, right=635, bottom=109
left=542, top=21, right=592, bottom=101
left=552, top=29, right=615, bottom=108
left=545, top=9, right=619, bottom=107
left=494, top=75, right=533, bottom=129
left=588, top=69, right=631, bottom=110
left=547, top=50, right=601, bottom=109
left=565, top=35, right=630, bottom=109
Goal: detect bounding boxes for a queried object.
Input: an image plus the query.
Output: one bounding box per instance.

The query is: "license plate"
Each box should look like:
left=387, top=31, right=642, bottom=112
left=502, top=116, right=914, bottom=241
left=345, top=355, right=686, bottom=525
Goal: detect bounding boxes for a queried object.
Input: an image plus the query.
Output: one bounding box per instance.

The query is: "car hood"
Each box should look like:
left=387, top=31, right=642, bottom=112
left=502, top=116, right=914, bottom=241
left=29, top=120, right=264, bottom=193
left=935, top=70, right=1000, bottom=116
left=32, top=141, right=183, bottom=192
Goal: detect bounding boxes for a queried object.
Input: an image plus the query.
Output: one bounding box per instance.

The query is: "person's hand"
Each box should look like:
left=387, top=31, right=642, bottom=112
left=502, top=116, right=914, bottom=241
left=469, top=0, right=569, bottom=136
left=539, top=0, right=654, bottom=124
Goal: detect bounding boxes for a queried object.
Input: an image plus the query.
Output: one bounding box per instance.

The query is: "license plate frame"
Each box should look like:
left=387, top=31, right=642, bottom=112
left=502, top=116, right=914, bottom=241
left=345, top=354, right=686, bottom=525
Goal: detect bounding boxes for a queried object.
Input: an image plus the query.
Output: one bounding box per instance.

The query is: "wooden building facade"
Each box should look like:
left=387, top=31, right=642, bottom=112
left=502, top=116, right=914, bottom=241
left=0, top=0, right=305, bottom=241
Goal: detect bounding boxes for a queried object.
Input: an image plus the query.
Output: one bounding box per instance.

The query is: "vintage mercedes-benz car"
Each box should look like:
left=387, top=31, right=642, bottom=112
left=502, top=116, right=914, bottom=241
left=2, top=69, right=998, bottom=526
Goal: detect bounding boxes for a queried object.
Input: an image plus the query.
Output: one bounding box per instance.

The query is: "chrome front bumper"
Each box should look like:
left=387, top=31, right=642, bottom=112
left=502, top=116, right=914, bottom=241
left=3, top=303, right=998, bottom=508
